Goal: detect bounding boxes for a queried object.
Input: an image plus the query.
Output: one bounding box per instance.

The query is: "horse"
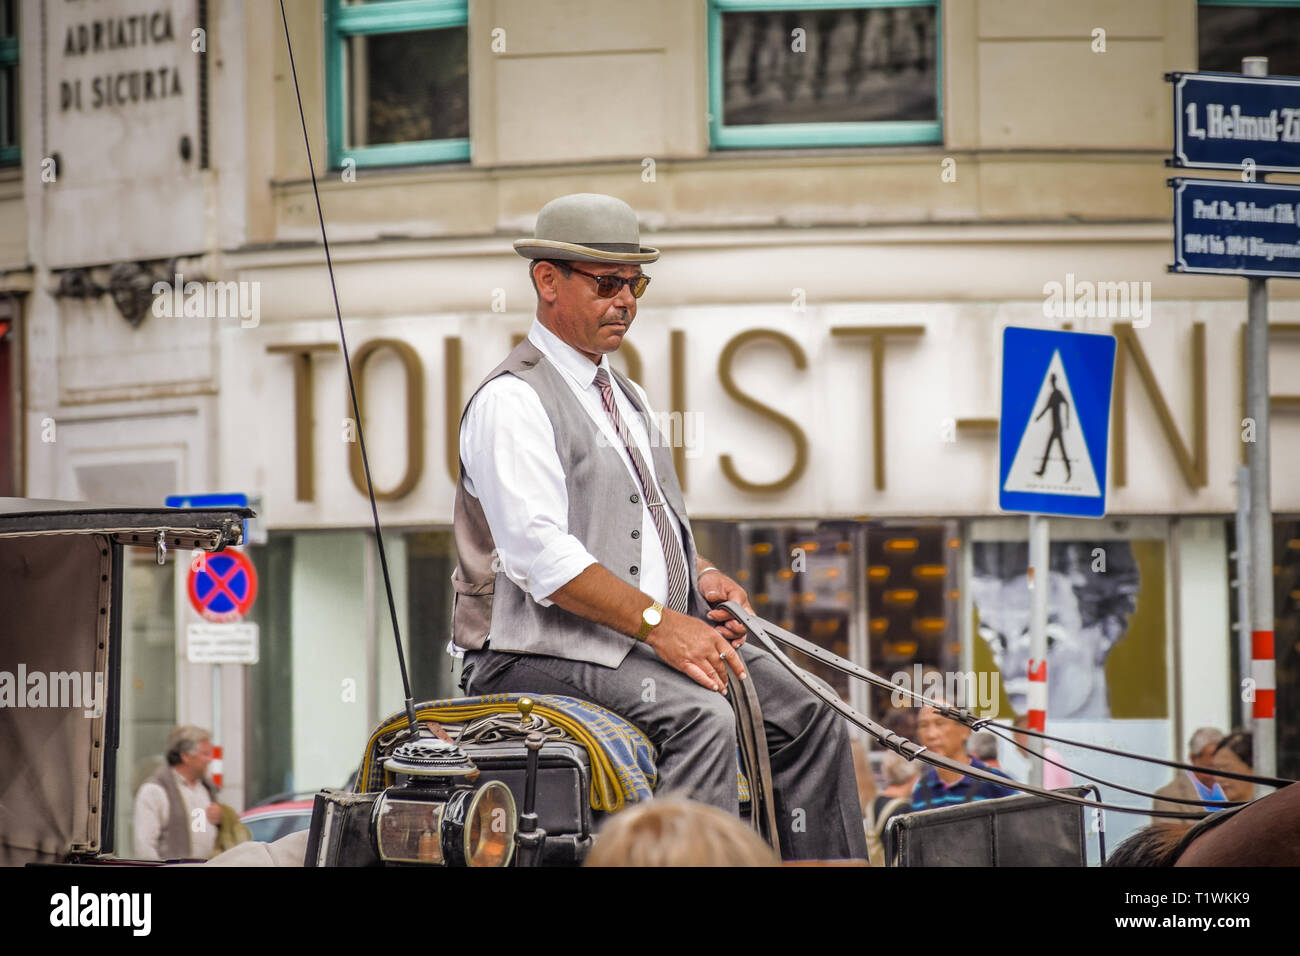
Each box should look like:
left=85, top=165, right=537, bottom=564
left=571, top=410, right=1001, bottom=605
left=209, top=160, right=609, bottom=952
left=1104, top=784, right=1300, bottom=866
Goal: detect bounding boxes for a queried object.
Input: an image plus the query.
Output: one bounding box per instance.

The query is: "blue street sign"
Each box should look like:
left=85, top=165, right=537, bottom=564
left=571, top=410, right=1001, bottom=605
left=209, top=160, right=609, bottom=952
left=1170, top=178, right=1300, bottom=279
left=999, top=328, right=1116, bottom=519
left=166, top=493, right=250, bottom=544
left=1169, top=72, right=1300, bottom=174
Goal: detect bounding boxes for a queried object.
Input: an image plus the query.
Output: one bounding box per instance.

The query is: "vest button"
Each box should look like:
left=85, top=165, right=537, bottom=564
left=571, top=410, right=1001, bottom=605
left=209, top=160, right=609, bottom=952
left=630, top=494, right=639, bottom=503
left=631, top=530, right=640, bottom=539
left=630, top=565, right=639, bottom=575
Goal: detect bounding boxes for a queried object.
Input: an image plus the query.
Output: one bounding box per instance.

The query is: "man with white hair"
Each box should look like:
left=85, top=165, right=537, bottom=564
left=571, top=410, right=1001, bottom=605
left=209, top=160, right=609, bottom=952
left=1152, top=726, right=1227, bottom=823
left=132, top=725, right=221, bottom=860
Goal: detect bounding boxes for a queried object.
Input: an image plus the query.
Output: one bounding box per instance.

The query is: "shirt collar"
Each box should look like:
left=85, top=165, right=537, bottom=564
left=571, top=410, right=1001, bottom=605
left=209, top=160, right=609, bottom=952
left=1188, top=770, right=1225, bottom=802
left=527, top=317, right=610, bottom=391
left=925, top=756, right=988, bottom=792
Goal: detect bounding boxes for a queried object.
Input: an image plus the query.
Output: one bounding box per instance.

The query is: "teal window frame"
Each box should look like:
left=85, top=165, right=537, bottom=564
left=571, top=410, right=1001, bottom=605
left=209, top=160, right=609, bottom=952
left=708, top=0, right=942, bottom=150
left=325, top=0, right=469, bottom=169
left=0, top=5, right=18, bottom=167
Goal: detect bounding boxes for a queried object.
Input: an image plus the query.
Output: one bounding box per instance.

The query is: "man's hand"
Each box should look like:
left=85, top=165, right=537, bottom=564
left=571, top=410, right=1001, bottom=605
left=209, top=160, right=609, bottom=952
left=546, top=564, right=748, bottom=694
left=646, top=609, right=747, bottom=694
left=698, top=568, right=754, bottom=647
left=205, top=803, right=222, bottom=826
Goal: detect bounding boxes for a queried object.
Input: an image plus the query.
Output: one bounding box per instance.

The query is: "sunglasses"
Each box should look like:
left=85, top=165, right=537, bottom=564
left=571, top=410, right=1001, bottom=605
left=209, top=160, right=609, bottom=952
left=564, top=264, right=651, bottom=299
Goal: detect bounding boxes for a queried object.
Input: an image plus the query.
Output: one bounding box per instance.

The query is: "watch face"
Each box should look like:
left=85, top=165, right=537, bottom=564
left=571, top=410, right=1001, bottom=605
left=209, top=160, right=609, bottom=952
left=643, top=607, right=662, bottom=627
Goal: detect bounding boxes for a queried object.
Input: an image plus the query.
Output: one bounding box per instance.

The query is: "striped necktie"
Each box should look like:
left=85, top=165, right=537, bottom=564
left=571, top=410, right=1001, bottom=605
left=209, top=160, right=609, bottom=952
left=593, top=367, right=690, bottom=613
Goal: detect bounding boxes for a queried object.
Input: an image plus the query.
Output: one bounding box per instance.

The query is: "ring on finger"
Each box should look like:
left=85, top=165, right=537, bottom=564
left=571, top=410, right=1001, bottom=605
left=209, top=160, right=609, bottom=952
left=719, top=649, right=730, bottom=660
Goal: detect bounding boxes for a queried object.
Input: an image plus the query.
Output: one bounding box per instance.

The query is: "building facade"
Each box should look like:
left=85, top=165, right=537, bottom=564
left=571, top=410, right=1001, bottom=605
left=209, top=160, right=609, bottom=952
left=2, top=0, right=1299, bottom=851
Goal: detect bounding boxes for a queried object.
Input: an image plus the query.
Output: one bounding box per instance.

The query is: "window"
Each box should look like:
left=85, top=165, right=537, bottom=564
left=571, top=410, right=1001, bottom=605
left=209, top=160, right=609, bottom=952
left=325, top=0, right=469, bottom=169
left=708, top=0, right=941, bottom=149
left=1198, top=1, right=1300, bottom=76
left=0, top=0, right=18, bottom=166
left=244, top=528, right=462, bottom=801
left=691, top=518, right=961, bottom=729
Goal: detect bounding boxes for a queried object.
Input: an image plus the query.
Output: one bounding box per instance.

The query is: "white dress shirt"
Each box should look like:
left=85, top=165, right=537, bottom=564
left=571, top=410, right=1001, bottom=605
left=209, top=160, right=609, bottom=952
left=460, top=319, right=688, bottom=632
left=132, top=769, right=217, bottom=860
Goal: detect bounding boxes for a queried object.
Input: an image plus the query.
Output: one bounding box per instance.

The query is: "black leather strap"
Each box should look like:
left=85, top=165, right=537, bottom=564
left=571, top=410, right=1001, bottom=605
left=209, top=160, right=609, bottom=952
left=716, top=602, right=1223, bottom=821
left=729, top=667, right=779, bottom=851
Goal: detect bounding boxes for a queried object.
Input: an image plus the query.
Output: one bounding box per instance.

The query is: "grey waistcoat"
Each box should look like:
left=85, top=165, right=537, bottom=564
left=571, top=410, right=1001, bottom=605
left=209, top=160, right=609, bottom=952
left=150, top=765, right=217, bottom=860
left=451, top=338, right=705, bottom=669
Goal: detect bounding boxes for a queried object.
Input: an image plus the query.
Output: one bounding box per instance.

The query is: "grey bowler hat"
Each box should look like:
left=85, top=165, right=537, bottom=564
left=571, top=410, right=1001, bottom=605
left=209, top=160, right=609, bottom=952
left=514, top=193, right=659, bottom=264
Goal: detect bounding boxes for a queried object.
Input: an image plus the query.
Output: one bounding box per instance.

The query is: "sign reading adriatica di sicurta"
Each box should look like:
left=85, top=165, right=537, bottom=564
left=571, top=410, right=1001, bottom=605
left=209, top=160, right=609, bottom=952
left=44, top=0, right=206, bottom=268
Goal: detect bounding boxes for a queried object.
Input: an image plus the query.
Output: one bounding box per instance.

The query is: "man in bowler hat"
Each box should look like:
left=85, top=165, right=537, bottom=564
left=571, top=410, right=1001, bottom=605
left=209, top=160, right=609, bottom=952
left=451, top=193, right=866, bottom=860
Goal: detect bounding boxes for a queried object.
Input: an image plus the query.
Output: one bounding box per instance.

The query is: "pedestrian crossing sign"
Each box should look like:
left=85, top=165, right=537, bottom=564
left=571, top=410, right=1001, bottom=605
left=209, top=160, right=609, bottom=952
left=999, top=327, right=1117, bottom=518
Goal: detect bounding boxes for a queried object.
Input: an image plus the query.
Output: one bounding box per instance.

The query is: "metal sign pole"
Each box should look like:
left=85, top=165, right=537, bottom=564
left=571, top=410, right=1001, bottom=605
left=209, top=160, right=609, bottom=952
left=999, top=327, right=1115, bottom=789
left=212, top=664, right=222, bottom=775
left=1246, top=276, right=1276, bottom=776
left=1241, top=56, right=1276, bottom=778
left=1234, top=465, right=1253, bottom=725
left=1027, top=514, right=1050, bottom=787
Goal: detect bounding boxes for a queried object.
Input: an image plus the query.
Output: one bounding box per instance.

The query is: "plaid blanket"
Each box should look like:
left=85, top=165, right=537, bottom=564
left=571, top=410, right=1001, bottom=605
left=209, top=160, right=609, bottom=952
left=361, top=694, right=751, bottom=811
left=360, top=694, right=658, bottom=811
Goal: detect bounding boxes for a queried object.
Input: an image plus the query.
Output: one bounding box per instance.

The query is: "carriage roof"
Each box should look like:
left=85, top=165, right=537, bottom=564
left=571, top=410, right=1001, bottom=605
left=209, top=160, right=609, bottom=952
left=0, top=498, right=252, bottom=864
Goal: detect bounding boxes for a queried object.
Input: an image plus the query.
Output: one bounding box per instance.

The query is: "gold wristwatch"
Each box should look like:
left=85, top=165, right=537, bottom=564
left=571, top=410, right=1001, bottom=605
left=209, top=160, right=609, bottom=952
left=635, top=600, right=664, bottom=641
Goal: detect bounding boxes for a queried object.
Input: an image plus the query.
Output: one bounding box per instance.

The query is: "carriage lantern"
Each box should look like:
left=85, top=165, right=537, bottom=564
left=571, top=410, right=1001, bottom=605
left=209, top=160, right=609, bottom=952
left=375, top=736, right=518, bottom=867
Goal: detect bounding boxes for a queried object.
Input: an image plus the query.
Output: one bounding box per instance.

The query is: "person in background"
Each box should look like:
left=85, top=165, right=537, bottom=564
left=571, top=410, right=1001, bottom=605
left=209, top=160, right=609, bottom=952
left=968, top=731, right=1002, bottom=770
left=1152, top=726, right=1226, bottom=823
left=910, top=705, right=1018, bottom=810
left=133, top=725, right=248, bottom=860
left=866, top=750, right=919, bottom=866
left=584, top=796, right=779, bottom=866
left=1211, top=729, right=1257, bottom=805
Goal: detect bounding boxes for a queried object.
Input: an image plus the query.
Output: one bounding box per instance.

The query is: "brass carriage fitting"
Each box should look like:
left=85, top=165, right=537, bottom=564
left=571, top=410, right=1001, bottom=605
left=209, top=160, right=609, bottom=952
left=517, top=697, right=535, bottom=728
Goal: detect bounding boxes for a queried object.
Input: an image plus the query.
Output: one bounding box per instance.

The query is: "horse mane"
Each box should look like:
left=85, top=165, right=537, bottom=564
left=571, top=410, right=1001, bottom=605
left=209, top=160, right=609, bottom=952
left=1103, top=823, right=1190, bottom=867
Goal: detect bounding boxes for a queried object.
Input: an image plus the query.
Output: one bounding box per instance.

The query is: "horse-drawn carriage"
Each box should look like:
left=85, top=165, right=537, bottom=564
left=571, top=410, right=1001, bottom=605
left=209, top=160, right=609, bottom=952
left=4, top=498, right=1290, bottom=869
left=0, top=497, right=1065, bottom=868
left=0, top=499, right=772, bottom=868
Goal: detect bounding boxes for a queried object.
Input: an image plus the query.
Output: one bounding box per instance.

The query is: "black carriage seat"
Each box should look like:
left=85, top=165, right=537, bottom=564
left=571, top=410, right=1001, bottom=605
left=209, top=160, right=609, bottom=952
left=359, top=694, right=754, bottom=865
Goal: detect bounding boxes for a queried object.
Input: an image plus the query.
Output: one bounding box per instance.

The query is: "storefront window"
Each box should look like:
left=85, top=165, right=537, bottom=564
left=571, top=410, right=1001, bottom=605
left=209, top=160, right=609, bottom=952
left=114, top=549, right=177, bottom=857
left=246, top=528, right=462, bottom=804
left=117, top=525, right=463, bottom=834
left=969, top=518, right=1175, bottom=851
left=868, top=523, right=961, bottom=737
left=739, top=522, right=858, bottom=700
left=970, top=538, right=1162, bottom=722
left=693, top=518, right=960, bottom=732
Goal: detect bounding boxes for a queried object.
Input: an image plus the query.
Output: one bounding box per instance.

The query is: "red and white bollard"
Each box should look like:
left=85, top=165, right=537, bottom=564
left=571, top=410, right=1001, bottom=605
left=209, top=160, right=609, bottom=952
left=1026, top=658, right=1048, bottom=734
left=1252, top=629, right=1275, bottom=723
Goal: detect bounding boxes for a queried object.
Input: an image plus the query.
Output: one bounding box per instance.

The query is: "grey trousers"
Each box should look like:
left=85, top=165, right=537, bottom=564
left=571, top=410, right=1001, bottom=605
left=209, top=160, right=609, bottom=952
left=463, top=638, right=867, bottom=861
